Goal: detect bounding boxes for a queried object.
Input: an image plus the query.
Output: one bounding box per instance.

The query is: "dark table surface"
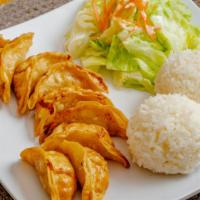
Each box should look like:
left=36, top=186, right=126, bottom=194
left=0, top=0, right=200, bottom=199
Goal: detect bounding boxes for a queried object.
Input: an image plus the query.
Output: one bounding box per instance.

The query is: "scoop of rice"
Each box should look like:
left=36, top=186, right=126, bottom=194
left=155, top=50, right=200, bottom=102
left=127, top=94, right=200, bottom=174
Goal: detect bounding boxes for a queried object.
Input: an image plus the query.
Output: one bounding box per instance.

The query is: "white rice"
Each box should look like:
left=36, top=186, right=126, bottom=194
left=127, top=94, right=200, bottom=174
left=155, top=50, right=200, bottom=102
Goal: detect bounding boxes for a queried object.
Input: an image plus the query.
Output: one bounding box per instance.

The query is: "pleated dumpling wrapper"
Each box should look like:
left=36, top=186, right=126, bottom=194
left=35, top=87, right=113, bottom=136
left=0, top=33, right=33, bottom=103
left=13, top=52, right=71, bottom=114
left=20, top=147, right=77, bottom=200
left=28, top=61, right=108, bottom=110
left=35, top=101, right=128, bottom=139
left=42, top=122, right=130, bottom=168
left=58, top=140, right=109, bottom=200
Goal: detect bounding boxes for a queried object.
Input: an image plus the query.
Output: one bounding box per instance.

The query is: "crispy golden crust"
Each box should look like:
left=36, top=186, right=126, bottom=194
left=34, top=88, right=112, bottom=136
left=58, top=140, right=109, bottom=200
left=38, top=87, right=112, bottom=108
left=13, top=52, right=71, bottom=114
left=28, top=61, right=108, bottom=111
left=0, top=35, right=10, bottom=48
left=0, top=32, right=33, bottom=103
left=42, top=123, right=130, bottom=168
left=35, top=101, right=128, bottom=139
left=20, top=147, right=77, bottom=200
left=0, top=0, right=12, bottom=5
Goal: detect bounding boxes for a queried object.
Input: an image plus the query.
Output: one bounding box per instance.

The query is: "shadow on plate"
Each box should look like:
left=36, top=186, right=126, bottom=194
left=24, top=111, right=36, bottom=141
left=10, top=160, right=81, bottom=200
left=3, top=93, right=18, bottom=117
left=10, top=160, right=49, bottom=200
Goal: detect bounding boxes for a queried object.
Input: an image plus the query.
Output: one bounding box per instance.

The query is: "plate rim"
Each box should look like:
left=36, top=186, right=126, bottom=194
left=0, top=1, right=200, bottom=200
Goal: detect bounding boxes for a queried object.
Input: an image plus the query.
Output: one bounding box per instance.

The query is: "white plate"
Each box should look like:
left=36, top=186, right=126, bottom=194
left=0, top=1, right=200, bottom=200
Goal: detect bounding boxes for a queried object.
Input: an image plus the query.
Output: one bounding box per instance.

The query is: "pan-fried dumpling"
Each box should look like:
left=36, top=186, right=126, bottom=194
left=36, top=101, right=128, bottom=139
left=0, top=32, right=33, bottom=103
left=20, top=147, right=77, bottom=200
left=34, top=88, right=112, bottom=136
left=28, top=61, right=108, bottom=110
left=42, top=122, right=130, bottom=168
left=13, top=52, right=71, bottom=114
left=58, top=140, right=109, bottom=200
left=38, top=87, right=112, bottom=109
left=0, top=35, right=9, bottom=58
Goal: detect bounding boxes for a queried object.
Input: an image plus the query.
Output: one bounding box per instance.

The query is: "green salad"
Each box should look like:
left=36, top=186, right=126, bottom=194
left=65, top=0, right=200, bottom=93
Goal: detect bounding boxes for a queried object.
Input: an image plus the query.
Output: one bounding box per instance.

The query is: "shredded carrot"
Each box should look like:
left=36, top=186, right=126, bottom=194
left=92, top=0, right=100, bottom=24
left=92, top=0, right=116, bottom=31
left=92, top=0, right=159, bottom=39
left=133, top=0, right=158, bottom=39
left=101, top=0, right=109, bottom=30
left=107, top=0, right=117, bottom=15
left=113, top=2, right=124, bottom=17
left=125, top=2, right=135, bottom=9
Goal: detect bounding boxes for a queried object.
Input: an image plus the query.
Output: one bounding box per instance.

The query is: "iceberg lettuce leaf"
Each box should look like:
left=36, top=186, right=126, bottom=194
left=65, top=0, right=200, bottom=93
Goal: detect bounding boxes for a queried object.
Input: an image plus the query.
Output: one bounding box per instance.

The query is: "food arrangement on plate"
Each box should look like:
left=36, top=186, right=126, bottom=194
left=1, top=31, right=129, bottom=199
left=0, top=0, right=200, bottom=199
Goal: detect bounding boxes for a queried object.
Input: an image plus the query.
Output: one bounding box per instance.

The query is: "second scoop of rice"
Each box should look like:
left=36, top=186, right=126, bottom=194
left=127, top=94, right=200, bottom=174
left=155, top=50, right=200, bottom=102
